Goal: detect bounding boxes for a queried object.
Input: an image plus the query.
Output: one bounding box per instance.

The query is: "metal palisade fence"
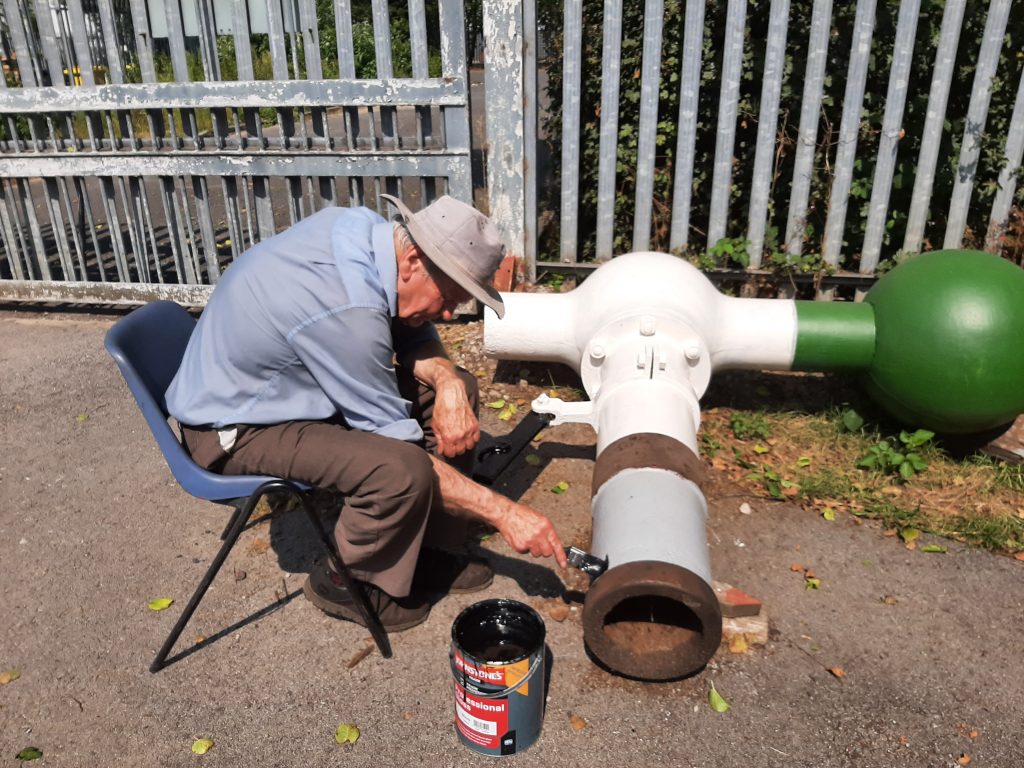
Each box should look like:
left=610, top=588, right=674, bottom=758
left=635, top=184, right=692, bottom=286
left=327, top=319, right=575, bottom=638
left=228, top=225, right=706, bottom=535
left=515, top=0, right=1024, bottom=296
left=1, top=0, right=1023, bottom=305
left=0, top=0, right=471, bottom=304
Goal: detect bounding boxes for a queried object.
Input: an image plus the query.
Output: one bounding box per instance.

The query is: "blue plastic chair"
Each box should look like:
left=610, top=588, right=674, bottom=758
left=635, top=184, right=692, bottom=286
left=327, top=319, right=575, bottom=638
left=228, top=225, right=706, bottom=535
left=104, top=300, right=391, bottom=671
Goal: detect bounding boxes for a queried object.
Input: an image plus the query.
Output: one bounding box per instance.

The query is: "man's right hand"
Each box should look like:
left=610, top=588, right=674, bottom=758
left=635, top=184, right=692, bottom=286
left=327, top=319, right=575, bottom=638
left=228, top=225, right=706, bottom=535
left=495, top=502, right=568, bottom=568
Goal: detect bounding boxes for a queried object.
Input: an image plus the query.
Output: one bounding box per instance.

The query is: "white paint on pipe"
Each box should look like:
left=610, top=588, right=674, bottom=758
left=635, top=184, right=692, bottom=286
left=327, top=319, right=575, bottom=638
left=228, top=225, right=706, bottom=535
left=485, top=252, right=798, bottom=383
left=591, top=468, right=711, bottom=583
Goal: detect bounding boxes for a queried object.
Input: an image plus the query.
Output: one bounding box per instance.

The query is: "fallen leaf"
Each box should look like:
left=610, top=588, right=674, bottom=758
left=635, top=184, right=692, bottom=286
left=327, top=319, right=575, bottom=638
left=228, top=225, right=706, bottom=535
left=829, top=666, right=845, bottom=679
left=804, top=577, right=821, bottom=590
left=248, top=537, right=270, bottom=555
left=346, top=641, right=375, bottom=669
left=15, top=747, right=42, bottom=761
left=75, top=413, right=90, bottom=422
left=969, top=730, right=978, bottom=739
left=335, top=723, right=360, bottom=745
left=524, top=454, right=541, bottom=466
left=568, top=712, right=587, bottom=731
left=958, top=754, right=972, bottom=765
left=753, top=443, right=770, bottom=454
left=191, top=739, right=214, bottom=755
left=789, top=563, right=804, bottom=572
left=708, top=682, right=731, bottom=713
left=485, top=399, right=506, bottom=409
left=547, top=603, right=570, bottom=622
left=882, top=595, right=898, bottom=605
left=1015, top=552, right=1024, bottom=561
left=803, top=569, right=816, bottom=579
left=900, top=528, right=920, bottom=544
left=882, top=486, right=903, bottom=496
left=883, top=528, right=899, bottom=538
left=898, top=735, right=909, bottom=747
left=194, top=635, right=206, bottom=644
left=0, top=670, right=21, bottom=685
left=550, top=481, right=569, bottom=495
left=822, top=508, right=836, bottom=521
left=148, top=597, right=174, bottom=611
left=738, top=502, right=752, bottom=515
left=498, top=403, right=518, bottom=421
left=728, top=634, right=748, bottom=654
left=403, top=710, right=415, bottom=720
left=921, top=544, right=947, bottom=553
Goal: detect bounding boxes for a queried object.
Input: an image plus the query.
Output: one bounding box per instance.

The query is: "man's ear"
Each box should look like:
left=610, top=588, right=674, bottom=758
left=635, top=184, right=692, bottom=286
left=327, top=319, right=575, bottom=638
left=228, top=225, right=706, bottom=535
left=396, top=243, right=419, bottom=281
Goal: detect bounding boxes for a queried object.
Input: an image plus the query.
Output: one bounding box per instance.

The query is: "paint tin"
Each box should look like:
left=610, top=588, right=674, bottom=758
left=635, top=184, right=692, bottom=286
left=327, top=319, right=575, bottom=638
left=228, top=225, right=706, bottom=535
left=450, top=599, right=546, bottom=756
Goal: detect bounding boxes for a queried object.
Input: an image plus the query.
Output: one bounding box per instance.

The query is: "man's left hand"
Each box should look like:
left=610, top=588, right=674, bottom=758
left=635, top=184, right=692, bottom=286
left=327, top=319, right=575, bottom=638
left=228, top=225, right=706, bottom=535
left=433, top=378, right=480, bottom=458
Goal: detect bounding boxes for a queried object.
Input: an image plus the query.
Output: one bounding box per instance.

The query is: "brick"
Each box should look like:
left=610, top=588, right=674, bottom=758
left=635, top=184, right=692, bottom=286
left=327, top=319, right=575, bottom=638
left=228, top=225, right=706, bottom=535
left=721, top=611, right=769, bottom=646
left=712, top=580, right=763, bottom=618
left=492, top=254, right=521, bottom=293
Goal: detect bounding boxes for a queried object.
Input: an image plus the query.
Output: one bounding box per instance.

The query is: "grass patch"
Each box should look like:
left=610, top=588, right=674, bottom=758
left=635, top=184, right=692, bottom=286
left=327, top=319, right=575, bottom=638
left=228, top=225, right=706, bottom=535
left=702, top=394, right=1024, bottom=555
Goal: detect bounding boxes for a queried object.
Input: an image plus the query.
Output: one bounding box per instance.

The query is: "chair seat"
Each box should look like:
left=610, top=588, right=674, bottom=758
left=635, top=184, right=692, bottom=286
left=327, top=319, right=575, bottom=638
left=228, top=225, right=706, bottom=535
left=176, top=460, right=312, bottom=504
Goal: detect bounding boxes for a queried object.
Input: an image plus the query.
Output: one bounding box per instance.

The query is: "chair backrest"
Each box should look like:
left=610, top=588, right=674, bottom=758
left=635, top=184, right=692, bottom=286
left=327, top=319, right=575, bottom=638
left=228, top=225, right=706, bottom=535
left=105, top=301, right=274, bottom=502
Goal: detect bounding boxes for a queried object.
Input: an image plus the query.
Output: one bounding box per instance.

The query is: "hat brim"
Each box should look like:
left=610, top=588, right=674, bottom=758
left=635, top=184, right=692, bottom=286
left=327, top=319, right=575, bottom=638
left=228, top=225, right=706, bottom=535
left=381, top=194, right=506, bottom=319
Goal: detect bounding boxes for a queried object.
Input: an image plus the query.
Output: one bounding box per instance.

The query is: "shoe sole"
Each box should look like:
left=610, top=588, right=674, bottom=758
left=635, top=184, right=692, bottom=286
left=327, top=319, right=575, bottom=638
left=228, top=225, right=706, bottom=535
left=302, top=577, right=430, bottom=632
left=448, top=572, right=494, bottom=595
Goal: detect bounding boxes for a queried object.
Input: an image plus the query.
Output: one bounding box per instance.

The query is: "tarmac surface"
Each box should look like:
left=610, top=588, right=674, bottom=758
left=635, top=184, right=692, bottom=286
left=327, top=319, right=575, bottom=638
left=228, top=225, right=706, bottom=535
left=1, top=308, right=1023, bottom=767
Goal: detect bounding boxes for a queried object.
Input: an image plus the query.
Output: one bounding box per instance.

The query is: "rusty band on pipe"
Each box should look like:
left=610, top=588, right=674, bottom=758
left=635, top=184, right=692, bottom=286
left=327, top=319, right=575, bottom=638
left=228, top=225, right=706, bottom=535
left=592, top=433, right=705, bottom=496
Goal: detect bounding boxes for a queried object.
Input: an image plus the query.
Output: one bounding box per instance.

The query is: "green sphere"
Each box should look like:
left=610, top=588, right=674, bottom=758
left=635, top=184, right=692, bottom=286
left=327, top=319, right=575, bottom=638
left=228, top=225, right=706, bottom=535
left=864, top=250, right=1024, bottom=434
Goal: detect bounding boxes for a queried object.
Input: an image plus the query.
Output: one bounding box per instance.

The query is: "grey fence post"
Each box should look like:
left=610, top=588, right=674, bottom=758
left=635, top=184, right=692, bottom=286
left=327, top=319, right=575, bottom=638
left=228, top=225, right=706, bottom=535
left=483, top=0, right=527, bottom=266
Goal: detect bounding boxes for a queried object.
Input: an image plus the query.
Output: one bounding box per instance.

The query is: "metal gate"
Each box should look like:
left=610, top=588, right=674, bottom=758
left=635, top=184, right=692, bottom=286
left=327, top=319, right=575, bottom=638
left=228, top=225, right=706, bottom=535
left=0, top=0, right=472, bottom=304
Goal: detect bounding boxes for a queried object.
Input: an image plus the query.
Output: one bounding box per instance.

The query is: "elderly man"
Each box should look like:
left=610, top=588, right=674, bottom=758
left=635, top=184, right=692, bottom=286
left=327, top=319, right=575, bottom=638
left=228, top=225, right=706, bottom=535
left=166, top=194, right=566, bottom=633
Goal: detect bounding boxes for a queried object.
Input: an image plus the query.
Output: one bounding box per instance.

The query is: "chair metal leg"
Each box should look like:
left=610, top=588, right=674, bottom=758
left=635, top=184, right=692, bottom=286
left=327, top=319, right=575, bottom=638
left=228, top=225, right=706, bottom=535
left=283, top=482, right=393, bottom=659
left=150, top=488, right=265, bottom=672
left=219, top=502, right=244, bottom=540
left=150, top=479, right=392, bottom=672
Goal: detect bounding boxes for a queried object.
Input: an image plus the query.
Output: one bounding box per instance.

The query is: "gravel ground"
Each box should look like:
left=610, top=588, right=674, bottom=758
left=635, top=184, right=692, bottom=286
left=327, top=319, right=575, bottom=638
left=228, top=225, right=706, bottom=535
left=1, top=308, right=1023, bottom=768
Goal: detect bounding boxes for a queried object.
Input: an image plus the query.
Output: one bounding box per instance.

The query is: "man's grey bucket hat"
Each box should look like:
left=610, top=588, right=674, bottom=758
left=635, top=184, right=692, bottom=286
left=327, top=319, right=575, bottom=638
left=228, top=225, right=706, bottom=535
left=381, top=193, right=506, bottom=318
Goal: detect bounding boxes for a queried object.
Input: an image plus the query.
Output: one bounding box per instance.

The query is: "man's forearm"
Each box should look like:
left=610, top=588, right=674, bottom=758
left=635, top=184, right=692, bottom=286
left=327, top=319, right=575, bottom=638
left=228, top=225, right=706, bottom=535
left=401, top=339, right=463, bottom=391
left=429, top=454, right=510, bottom=527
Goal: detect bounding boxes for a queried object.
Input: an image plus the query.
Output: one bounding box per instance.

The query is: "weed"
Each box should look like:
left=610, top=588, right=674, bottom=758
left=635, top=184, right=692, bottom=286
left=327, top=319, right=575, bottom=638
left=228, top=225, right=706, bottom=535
left=857, top=429, right=935, bottom=481
left=730, top=412, right=771, bottom=441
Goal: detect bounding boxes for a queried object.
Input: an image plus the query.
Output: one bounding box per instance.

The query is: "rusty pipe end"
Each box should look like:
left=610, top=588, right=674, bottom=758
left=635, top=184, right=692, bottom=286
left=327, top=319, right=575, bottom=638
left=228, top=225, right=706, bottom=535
left=582, top=560, right=722, bottom=681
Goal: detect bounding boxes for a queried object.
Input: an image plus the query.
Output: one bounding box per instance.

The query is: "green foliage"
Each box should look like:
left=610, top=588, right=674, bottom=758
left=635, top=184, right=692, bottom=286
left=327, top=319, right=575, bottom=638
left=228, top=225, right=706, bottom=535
left=729, top=411, right=771, bottom=441
left=538, top=0, right=1024, bottom=268
left=857, top=429, right=935, bottom=481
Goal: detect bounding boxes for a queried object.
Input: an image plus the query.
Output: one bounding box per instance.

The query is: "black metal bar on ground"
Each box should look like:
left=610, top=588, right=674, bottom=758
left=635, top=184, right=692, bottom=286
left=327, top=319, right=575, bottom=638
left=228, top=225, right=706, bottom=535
left=472, top=411, right=555, bottom=486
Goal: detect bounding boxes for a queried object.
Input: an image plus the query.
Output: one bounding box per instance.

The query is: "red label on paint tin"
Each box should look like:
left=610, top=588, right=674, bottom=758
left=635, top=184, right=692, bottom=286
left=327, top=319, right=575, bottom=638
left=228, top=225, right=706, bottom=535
left=453, top=650, right=507, bottom=686
left=454, top=682, right=509, bottom=750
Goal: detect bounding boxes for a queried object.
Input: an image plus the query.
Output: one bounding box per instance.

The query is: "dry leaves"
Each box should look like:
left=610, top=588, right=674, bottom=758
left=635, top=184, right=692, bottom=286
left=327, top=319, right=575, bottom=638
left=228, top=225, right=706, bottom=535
left=546, top=602, right=570, bottom=623
left=728, top=634, right=749, bottom=654
left=568, top=712, right=587, bottom=731
left=828, top=666, right=846, bottom=679
left=958, top=754, right=972, bottom=765
left=247, top=537, right=270, bottom=555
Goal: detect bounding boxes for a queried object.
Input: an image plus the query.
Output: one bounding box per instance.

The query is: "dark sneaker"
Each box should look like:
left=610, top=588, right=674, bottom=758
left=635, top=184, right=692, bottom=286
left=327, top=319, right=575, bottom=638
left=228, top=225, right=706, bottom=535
left=303, top=565, right=429, bottom=632
left=414, top=548, right=494, bottom=595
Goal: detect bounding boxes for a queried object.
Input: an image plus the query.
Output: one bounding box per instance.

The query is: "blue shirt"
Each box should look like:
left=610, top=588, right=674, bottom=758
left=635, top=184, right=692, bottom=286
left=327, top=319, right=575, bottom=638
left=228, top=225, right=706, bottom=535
left=165, top=206, right=438, bottom=442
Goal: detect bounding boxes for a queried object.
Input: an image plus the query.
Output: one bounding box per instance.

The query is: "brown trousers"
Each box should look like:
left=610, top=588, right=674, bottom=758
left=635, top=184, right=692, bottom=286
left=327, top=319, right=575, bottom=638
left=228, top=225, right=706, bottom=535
left=181, top=366, right=479, bottom=598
